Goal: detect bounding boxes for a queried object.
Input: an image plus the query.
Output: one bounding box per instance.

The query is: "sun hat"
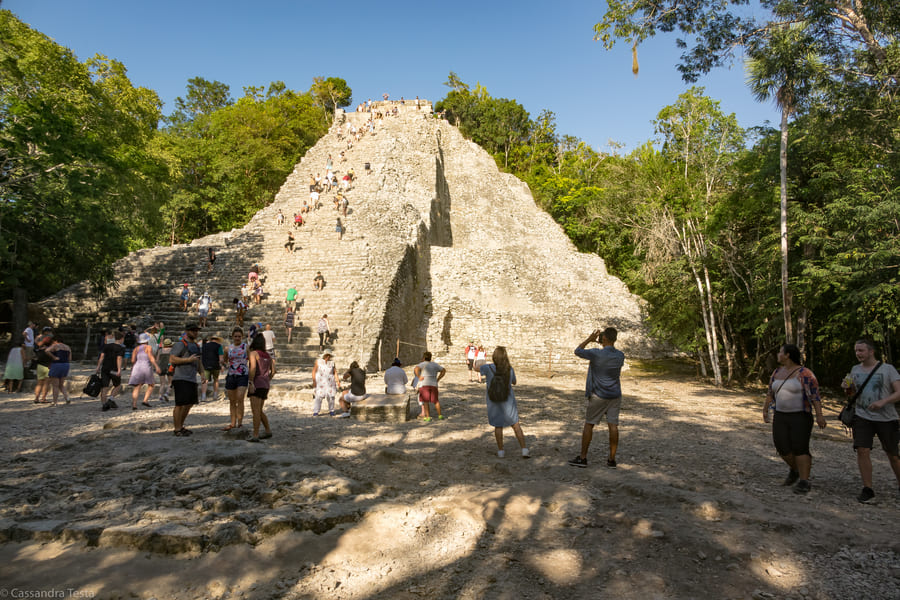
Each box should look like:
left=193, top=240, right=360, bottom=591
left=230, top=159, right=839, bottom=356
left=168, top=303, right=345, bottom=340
left=321, top=349, right=334, bottom=358
left=138, top=333, right=151, bottom=345
left=162, top=339, right=174, bottom=347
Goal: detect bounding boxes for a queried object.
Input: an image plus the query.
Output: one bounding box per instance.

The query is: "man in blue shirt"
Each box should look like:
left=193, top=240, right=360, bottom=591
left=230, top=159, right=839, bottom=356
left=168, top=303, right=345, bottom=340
left=568, top=327, right=625, bottom=468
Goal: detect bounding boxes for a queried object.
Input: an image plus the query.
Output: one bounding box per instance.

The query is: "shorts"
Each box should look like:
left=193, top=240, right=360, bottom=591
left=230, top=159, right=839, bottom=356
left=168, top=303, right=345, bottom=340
left=36, top=364, right=50, bottom=380
left=585, top=394, right=621, bottom=425
left=225, top=374, right=249, bottom=390
left=199, top=308, right=209, bottom=317
left=173, top=380, right=199, bottom=407
left=852, top=417, right=900, bottom=455
left=466, top=359, right=474, bottom=370
left=101, top=369, right=121, bottom=388
left=418, top=385, right=439, bottom=404
left=772, top=411, right=813, bottom=456
left=249, top=387, right=269, bottom=400
left=343, top=391, right=368, bottom=403
left=202, top=369, right=221, bottom=382
left=48, top=363, right=70, bottom=378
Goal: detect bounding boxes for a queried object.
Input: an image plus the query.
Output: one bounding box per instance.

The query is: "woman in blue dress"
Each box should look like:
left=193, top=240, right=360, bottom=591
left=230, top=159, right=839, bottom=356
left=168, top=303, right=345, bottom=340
left=45, top=335, right=72, bottom=406
left=480, top=346, right=530, bottom=458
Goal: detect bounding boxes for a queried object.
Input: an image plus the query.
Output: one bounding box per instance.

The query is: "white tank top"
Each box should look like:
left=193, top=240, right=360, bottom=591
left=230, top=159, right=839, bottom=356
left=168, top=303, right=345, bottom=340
left=774, top=377, right=805, bottom=413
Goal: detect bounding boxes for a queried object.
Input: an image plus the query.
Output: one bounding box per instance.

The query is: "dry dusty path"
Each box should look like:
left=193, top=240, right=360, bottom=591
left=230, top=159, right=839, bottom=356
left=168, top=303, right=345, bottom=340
left=0, top=361, right=898, bottom=600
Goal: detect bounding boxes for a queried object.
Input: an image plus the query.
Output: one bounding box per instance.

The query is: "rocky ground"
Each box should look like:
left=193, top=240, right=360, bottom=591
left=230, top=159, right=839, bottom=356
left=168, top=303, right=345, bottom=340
left=0, top=361, right=899, bottom=600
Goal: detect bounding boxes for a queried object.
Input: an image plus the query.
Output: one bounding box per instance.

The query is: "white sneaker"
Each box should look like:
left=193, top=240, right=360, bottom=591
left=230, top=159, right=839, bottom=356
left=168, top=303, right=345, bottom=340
left=497, top=450, right=505, bottom=458
left=522, top=448, right=530, bottom=459
left=338, top=412, right=351, bottom=418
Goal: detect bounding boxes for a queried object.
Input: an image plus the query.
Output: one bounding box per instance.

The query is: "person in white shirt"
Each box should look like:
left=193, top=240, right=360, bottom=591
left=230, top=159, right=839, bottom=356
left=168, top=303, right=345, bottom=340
left=261, top=324, right=276, bottom=358
left=384, top=358, right=408, bottom=394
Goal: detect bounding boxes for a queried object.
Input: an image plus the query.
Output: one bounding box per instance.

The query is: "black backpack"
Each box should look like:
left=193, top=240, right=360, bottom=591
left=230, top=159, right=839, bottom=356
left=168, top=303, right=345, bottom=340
left=123, top=331, right=136, bottom=349
left=202, top=341, right=221, bottom=370
left=488, top=367, right=509, bottom=403
left=83, top=373, right=102, bottom=398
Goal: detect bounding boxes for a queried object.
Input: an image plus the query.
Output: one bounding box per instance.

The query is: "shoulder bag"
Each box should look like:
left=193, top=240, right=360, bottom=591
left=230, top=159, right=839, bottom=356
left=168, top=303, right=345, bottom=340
left=839, top=362, right=882, bottom=428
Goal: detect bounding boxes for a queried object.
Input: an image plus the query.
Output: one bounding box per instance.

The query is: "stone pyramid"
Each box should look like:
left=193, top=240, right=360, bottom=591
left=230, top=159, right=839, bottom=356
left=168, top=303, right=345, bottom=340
left=39, top=101, right=659, bottom=370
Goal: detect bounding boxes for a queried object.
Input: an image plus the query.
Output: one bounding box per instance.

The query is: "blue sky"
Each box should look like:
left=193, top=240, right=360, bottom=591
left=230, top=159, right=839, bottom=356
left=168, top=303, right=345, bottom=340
left=7, top=0, right=780, bottom=153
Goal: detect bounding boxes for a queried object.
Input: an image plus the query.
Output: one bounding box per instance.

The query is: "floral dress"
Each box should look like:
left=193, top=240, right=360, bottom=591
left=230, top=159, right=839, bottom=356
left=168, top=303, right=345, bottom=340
left=313, top=358, right=337, bottom=413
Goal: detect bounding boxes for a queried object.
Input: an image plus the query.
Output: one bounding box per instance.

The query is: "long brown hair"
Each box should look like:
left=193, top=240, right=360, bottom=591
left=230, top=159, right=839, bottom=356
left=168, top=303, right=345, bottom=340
left=492, top=346, right=511, bottom=382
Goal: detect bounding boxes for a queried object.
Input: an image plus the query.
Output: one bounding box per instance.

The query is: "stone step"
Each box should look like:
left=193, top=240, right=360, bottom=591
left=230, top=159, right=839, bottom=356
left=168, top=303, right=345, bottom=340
left=32, top=110, right=657, bottom=378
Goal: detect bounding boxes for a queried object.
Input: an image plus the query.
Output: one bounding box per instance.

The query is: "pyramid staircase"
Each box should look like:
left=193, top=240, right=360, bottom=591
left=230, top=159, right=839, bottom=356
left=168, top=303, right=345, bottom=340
left=39, top=103, right=658, bottom=371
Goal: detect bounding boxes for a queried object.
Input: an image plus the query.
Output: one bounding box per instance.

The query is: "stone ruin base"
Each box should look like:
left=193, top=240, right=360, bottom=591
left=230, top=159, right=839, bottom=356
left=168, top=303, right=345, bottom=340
left=349, top=393, right=412, bottom=423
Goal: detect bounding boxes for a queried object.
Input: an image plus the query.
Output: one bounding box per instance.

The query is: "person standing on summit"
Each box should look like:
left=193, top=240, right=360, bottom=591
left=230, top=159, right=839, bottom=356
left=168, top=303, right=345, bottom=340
left=568, top=327, right=625, bottom=469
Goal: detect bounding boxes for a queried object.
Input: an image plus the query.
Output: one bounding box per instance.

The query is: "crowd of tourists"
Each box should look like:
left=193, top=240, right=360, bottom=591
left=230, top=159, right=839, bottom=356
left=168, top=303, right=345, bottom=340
left=3, top=318, right=899, bottom=501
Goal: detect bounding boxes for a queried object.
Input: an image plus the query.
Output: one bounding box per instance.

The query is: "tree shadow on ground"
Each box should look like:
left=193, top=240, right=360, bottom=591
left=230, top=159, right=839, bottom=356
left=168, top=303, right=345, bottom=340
left=0, top=369, right=898, bottom=599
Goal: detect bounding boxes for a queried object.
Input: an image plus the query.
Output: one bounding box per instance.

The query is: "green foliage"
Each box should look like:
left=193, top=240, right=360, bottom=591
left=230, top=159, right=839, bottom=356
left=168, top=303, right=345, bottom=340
left=157, top=80, right=326, bottom=242
left=784, top=112, right=900, bottom=366
left=310, top=76, right=352, bottom=117
left=169, top=76, right=233, bottom=125
left=0, top=10, right=165, bottom=300
left=592, top=0, right=900, bottom=375
left=435, top=74, right=531, bottom=169
left=594, top=1, right=900, bottom=85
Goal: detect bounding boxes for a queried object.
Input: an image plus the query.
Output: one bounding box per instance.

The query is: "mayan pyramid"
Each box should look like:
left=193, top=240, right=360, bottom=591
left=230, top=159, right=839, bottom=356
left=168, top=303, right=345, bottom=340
left=40, top=101, right=659, bottom=369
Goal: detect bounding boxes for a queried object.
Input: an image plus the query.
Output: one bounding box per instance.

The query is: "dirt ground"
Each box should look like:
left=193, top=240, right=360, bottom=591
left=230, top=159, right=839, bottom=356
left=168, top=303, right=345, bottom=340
left=0, top=361, right=899, bottom=600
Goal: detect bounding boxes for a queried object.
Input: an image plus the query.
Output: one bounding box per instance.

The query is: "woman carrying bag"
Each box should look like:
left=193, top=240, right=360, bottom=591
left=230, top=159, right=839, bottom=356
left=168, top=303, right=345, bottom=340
left=480, top=346, right=530, bottom=459
left=763, top=343, right=826, bottom=494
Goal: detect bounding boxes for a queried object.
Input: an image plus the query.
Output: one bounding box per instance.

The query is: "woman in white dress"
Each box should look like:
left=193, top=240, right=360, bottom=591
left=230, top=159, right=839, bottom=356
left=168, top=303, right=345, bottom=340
left=4, top=340, right=25, bottom=393
left=311, top=349, right=340, bottom=416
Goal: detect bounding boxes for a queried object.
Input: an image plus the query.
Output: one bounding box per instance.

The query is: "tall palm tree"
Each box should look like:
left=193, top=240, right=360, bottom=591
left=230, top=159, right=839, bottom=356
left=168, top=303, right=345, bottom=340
left=745, top=22, right=820, bottom=349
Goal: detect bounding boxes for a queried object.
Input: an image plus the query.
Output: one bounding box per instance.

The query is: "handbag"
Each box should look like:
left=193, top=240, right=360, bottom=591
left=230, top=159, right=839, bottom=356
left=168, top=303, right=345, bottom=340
left=839, top=362, right=882, bottom=429
left=83, top=373, right=103, bottom=398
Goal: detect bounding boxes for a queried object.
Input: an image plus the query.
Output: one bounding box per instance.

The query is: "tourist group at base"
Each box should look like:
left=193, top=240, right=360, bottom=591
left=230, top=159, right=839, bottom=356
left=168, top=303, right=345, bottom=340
left=5, top=321, right=900, bottom=503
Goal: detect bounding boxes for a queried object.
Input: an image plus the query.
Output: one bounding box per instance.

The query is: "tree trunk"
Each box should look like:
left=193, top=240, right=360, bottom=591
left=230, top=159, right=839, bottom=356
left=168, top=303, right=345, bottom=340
left=780, top=108, right=793, bottom=344
left=701, top=262, right=723, bottom=385
left=797, top=307, right=808, bottom=359
left=719, top=309, right=735, bottom=384
left=696, top=344, right=708, bottom=378
left=12, top=287, right=28, bottom=345
left=677, top=221, right=723, bottom=386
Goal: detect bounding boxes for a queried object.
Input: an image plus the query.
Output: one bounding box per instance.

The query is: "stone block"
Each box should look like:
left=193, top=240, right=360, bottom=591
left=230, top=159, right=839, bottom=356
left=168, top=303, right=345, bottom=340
left=60, top=520, right=107, bottom=545
left=98, top=522, right=205, bottom=553
left=11, top=519, right=67, bottom=542
left=350, top=392, right=411, bottom=423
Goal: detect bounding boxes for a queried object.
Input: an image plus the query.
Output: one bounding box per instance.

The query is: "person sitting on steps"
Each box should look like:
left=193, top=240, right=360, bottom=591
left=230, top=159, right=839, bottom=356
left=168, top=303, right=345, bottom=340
left=285, top=231, right=295, bottom=253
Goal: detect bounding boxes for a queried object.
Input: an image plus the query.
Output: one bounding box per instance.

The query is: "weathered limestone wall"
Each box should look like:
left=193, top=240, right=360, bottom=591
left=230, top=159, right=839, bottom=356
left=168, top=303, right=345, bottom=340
left=36, top=108, right=660, bottom=369
left=422, top=121, right=656, bottom=369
